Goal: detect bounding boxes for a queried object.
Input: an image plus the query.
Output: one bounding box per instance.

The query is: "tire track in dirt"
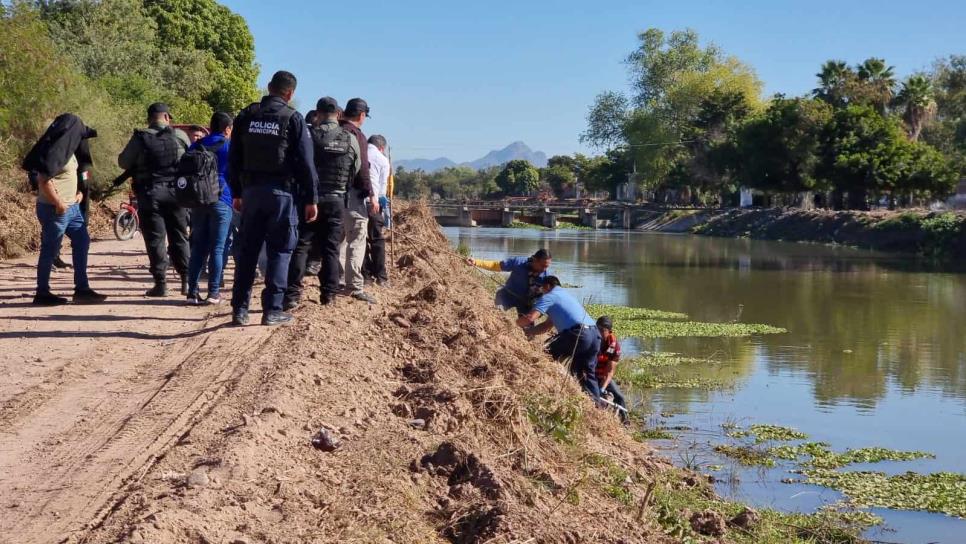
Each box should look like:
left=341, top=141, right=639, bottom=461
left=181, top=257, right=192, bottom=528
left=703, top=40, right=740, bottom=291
left=0, top=238, right=275, bottom=544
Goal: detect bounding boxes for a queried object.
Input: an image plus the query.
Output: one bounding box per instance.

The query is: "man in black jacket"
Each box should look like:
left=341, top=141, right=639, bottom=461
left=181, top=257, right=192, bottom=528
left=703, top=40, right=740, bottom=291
left=228, top=70, right=319, bottom=326
left=117, top=103, right=191, bottom=296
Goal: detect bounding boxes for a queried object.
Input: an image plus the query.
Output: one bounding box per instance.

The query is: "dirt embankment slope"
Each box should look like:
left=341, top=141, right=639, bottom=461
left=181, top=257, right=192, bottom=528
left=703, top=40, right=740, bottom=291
left=2, top=203, right=688, bottom=544
left=691, top=207, right=966, bottom=259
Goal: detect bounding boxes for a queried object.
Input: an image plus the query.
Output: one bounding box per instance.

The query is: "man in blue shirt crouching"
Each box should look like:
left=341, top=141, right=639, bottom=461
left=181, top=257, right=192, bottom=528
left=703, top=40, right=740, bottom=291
left=516, top=276, right=602, bottom=399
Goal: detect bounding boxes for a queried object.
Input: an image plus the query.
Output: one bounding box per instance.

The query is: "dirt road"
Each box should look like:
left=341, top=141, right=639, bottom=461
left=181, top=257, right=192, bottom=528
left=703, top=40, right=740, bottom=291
left=0, top=237, right=274, bottom=544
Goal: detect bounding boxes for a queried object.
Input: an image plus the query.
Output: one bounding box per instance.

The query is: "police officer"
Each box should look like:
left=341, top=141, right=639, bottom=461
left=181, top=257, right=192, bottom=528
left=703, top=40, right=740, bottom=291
left=228, top=70, right=319, bottom=326
left=339, top=98, right=378, bottom=304
left=284, top=97, right=361, bottom=309
left=118, top=103, right=191, bottom=296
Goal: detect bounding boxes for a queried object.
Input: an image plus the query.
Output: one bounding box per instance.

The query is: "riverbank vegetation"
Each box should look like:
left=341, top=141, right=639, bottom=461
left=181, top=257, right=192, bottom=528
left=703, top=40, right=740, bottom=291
left=581, top=28, right=964, bottom=210
left=0, top=0, right=259, bottom=197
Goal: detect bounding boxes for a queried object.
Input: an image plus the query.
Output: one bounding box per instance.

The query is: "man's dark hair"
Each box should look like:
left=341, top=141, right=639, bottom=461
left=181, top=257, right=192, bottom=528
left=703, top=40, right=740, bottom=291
left=368, top=134, right=387, bottom=149
left=210, top=112, right=234, bottom=134
left=268, top=70, right=297, bottom=94
left=188, top=125, right=205, bottom=134
left=305, top=110, right=319, bottom=125
left=533, top=249, right=552, bottom=260
left=543, top=276, right=561, bottom=288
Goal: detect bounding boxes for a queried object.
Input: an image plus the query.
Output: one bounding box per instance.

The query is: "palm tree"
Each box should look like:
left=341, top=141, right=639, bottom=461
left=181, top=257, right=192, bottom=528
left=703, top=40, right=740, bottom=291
left=813, top=60, right=851, bottom=107
left=857, top=58, right=896, bottom=113
left=896, top=75, right=937, bottom=141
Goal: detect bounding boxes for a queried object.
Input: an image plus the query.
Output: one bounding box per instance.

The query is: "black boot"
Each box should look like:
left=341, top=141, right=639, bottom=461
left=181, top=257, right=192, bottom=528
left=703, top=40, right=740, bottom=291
left=145, top=282, right=167, bottom=297
left=180, top=275, right=189, bottom=296
left=33, top=292, right=69, bottom=306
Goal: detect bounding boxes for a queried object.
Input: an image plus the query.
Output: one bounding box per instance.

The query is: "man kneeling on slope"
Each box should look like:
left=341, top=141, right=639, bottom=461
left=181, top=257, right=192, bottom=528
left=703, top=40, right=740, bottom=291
left=516, top=276, right=601, bottom=399
left=467, top=248, right=551, bottom=315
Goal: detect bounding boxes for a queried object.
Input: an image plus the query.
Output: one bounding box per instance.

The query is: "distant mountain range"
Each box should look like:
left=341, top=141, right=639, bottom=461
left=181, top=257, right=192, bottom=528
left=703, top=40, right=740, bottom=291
left=395, top=141, right=548, bottom=173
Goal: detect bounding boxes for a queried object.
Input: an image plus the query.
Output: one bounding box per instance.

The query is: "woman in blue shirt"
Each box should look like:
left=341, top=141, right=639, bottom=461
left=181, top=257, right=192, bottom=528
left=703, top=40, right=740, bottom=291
left=186, top=112, right=234, bottom=305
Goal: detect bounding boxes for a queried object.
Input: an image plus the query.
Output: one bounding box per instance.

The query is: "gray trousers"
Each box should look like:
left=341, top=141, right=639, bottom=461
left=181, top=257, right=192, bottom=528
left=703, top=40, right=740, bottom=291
left=340, top=191, right=369, bottom=292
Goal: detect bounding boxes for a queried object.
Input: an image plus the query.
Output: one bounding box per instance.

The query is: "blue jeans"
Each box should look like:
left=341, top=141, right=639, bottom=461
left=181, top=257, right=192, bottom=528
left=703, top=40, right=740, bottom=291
left=231, top=185, right=298, bottom=313
left=187, top=201, right=233, bottom=297
left=36, top=203, right=90, bottom=294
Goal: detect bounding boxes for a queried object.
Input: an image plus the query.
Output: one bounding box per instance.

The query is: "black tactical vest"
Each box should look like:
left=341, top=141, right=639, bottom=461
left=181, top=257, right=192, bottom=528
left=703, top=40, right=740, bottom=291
left=241, top=101, right=296, bottom=178
left=136, top=127, right=182, bottom=186
left=312, top=124, right=354, bottom=194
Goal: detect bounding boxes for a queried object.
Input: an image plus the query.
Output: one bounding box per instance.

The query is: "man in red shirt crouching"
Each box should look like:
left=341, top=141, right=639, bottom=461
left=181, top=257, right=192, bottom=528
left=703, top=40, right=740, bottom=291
left=597, top=316, right=629, bottom=423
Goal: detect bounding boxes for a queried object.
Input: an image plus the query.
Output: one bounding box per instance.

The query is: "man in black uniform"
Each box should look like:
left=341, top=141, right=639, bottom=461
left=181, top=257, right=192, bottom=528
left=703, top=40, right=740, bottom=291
left=118, top=103, right=191, bottom=296
left=283, top=97, right=361, bottom=310
left=228, top=71, right=319, bottom=326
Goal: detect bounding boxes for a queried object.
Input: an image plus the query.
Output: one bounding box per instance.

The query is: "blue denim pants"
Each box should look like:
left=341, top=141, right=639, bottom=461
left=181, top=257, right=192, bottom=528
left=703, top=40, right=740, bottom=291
left=187, top=201, right=233, bottom=298
left=36, top=202, right=90, bottom=294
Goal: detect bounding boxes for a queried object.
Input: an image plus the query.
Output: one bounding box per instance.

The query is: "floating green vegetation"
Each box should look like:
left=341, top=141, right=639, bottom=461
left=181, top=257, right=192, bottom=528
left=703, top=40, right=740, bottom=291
left=808, top=447, right=935, bottom=470
left=624, top=320, right=787, bottom=339
left=633, top=428, right=676, bottom=441
left=585, top=303, right=688, bottom=321
left=621, top=352, right=710, bottom=368
left=803, top=470, right=966, bottom=519
left=713, top=444, right=777, bottom=467
left=620, top=369, right=721, bottom=390
left=727, top=424, right=808, bottom=443
left=584, top=304, right=785, bottom=338
left=769, top=442, right=833, bottom=461
left=507, top=221, right=548, bottom=230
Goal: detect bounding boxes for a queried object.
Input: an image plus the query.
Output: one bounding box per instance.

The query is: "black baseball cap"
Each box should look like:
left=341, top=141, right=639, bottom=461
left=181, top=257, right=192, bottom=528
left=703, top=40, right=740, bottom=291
left=344, top=98, right=370, bottom=118
left=316, top=96, right=340, bottom=114
left=147, top=102, right=173, bottom=119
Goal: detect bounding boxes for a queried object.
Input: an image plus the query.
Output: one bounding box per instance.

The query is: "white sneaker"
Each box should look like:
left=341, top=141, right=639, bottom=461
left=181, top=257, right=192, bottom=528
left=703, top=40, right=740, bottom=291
left=206, top=296, right=222, bottom=305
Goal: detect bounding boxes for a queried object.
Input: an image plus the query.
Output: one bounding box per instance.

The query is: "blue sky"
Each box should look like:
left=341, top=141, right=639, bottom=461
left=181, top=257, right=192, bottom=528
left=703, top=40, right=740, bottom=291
left=222, top=0, right=965, bottom=162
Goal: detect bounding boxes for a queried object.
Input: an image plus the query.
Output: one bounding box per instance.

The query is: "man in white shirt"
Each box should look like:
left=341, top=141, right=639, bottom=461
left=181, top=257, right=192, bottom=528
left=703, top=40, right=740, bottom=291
left=364, top=134, right=390, bottom=285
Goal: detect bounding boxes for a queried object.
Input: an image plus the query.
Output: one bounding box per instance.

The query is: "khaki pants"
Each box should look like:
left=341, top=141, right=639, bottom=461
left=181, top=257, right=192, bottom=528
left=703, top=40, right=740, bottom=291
left=340, top=191, right=369, bottom=293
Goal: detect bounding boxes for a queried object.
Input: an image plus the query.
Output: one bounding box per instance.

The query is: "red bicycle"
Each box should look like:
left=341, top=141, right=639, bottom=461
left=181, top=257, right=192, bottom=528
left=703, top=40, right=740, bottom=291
left=113, top=193, right=139, bottom=241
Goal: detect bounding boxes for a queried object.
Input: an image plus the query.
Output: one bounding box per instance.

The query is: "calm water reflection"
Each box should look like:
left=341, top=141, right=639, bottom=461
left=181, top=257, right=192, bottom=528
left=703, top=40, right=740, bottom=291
left=444, top=226, right=966, bottom=544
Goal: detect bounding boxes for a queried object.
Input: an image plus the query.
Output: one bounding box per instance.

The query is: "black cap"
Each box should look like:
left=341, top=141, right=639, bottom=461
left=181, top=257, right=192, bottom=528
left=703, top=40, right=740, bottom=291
left=147, top=102, right=173, bottom=119
left=316, top=96, right=340, bottom=114
left=344, top=98, right=370, bottom=118
left=597, top=316, right=613, bottom=331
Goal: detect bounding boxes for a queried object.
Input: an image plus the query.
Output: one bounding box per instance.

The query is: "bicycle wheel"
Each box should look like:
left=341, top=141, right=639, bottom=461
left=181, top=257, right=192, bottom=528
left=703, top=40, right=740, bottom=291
left=114, top=209, right=139, bottom=241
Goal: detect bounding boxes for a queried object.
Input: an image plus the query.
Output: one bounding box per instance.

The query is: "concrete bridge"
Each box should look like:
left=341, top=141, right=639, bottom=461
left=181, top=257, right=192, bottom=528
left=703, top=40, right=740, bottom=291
left=429, top=202, right=700, bottom=230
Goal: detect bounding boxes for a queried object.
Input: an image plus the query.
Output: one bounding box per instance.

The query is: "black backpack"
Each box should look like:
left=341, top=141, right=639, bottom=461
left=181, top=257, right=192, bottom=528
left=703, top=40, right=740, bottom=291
left=175, top=141, right=225, bottom=208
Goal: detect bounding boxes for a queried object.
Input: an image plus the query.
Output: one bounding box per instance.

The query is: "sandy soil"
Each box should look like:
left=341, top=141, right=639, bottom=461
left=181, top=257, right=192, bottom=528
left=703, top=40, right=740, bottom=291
left=0, top=206, right=676, bottom=544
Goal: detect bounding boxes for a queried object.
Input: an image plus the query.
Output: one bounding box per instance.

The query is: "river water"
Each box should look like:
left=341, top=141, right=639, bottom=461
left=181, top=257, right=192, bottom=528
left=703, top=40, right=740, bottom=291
left=443, top=226, right=966, bottom=544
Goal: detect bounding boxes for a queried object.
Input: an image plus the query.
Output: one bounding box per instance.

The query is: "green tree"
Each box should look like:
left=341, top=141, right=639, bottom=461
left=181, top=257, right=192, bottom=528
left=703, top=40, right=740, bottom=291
left=583, top=28, right=762, bottom=202
left=541, top=164, right=575, bottom=197
left=818, top=105, right=953, bottom=208
left=855, top=57, right=896, bottom=113
left=895, top=75, right=937, bottom=141
left=732, top=96, right=833, bottom=196
left=144, top=0, right=260, bottom=112
left=495, top=160, right=540, bottom=196
left=813, top=60, right=852, bottom=108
